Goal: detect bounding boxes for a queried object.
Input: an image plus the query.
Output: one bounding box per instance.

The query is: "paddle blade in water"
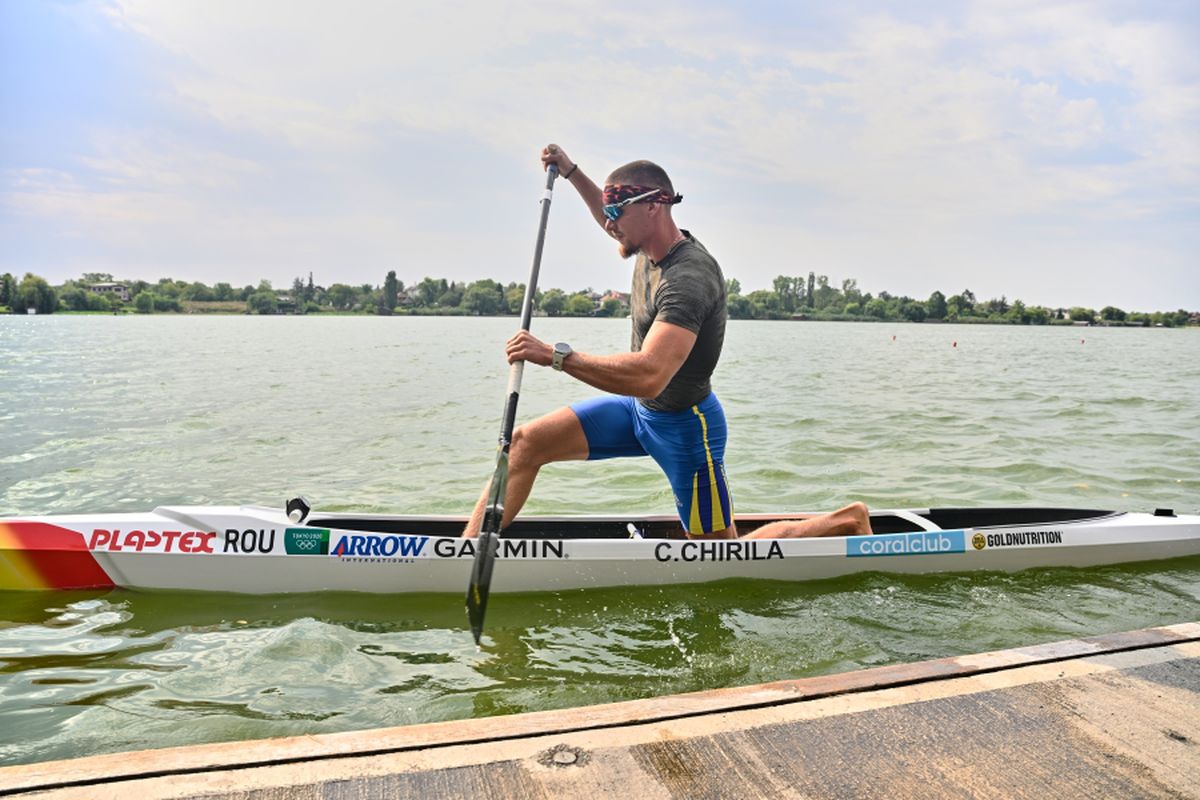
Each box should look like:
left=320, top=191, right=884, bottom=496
left=467, top=452, right=508, bottom=644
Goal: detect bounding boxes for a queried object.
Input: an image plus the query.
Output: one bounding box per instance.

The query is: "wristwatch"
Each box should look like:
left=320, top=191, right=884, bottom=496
left=551, top=342, right=572, bottom=371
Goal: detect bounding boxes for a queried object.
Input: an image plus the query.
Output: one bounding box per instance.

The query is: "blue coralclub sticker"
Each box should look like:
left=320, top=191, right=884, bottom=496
left=846, top=530, right=966, bottom=558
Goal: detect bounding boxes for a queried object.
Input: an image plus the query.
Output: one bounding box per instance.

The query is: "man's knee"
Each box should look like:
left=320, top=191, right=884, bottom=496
left=508, top=424, right=541, bottom=471
left=843, top=501, right=868, bottom=520
left=839, top=502, right=871, bottom=534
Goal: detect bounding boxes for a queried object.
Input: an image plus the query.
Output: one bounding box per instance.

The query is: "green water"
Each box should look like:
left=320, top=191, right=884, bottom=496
left=1, top=316, right=1198, bottom=765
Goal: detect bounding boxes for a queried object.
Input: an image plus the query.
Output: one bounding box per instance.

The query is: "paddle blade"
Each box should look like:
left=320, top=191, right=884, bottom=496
left=466, top=528, right=497, bottom=644
left=466, top=454, right=508, bottom=644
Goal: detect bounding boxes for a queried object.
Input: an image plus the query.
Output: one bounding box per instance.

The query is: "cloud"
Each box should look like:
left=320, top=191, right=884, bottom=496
left=1, top=0, right=1195, bottom=308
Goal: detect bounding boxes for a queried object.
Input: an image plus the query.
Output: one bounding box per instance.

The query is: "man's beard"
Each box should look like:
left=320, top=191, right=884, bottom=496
left=618, top=241, right=639, bottom=259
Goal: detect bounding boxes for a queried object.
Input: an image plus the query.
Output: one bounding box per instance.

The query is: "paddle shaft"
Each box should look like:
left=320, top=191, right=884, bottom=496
left=467, top=164, right=558, bottom=644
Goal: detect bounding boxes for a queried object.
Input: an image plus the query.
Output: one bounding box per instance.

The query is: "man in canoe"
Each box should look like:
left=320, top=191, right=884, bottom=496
left=463, top=144, right=871, bottom=541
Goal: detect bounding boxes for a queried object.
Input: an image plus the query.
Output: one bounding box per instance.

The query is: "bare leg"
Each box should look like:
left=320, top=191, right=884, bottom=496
left=740, top=502, right=872, bottom=539
left=462, top=406, right=590, bottom=538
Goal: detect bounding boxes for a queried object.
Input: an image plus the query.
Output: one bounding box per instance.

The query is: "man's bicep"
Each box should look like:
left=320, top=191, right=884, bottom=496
left=641, top=320, right=697, bottom=373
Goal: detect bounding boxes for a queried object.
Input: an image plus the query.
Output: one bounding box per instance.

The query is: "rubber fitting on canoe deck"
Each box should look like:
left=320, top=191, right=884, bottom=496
left=287, top=496, right=312, bottom=524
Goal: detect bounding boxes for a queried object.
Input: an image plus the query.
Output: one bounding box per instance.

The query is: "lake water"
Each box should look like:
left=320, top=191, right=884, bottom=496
left=1, top=315, right=1198, bottom=765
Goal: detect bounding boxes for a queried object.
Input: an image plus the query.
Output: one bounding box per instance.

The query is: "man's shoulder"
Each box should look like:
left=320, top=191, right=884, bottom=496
left=663, top=238, right=722, bottom=287
left=669, top=234, right=720, bottom=274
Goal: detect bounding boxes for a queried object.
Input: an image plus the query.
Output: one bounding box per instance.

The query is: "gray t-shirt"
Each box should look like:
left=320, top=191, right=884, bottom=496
left=629, top=231, right=727, bottom=411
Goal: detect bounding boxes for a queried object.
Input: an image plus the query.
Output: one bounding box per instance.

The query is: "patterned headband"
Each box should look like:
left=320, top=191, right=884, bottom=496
left=602, top=184, right=683, bottom=206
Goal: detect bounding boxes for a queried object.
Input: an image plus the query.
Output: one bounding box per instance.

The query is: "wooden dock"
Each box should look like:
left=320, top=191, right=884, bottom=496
left=3, top=622, right=1198, bottom=799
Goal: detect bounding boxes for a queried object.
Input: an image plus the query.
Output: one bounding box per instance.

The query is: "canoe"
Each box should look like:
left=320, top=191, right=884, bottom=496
left=1, top=502, right=1197, bottom=594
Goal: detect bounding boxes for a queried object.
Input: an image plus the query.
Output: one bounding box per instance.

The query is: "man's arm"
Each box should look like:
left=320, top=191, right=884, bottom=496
left=541, top=144, right=607, bottom=230
left=506, top=319, right=697, bottom=399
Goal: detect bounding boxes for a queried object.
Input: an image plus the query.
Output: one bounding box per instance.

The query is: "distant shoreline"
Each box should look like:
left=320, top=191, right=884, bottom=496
left=2, top=272, right=1195, bottom=328
left=6, top=307, right=1194, bottom=329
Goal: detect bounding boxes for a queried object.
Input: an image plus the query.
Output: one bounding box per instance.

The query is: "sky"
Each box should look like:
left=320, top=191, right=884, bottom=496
left=1, top=1, right=1197, bottom=311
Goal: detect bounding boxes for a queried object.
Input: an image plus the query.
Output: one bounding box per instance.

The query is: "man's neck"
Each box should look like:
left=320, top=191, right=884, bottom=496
left=645, top=226, right=686, bottom=264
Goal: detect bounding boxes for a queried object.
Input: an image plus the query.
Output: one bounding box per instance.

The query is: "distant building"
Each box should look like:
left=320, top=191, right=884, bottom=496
left=274, top=293, right=297, bottom=313
left=599, top=290, right=630, bottom=310
left=87, top=282, right=131, bottom=303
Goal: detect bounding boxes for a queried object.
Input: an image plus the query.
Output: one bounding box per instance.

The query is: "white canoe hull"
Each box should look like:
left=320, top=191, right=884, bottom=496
left=2, top=505, right=1198, bottom=594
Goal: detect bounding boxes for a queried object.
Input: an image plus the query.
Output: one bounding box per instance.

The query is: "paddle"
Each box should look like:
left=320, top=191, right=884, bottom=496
left=466, top=163, right=559, bottom=645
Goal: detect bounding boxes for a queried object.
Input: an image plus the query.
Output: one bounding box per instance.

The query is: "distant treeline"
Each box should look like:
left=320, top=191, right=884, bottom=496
left=1, top=270, right=1195, bottom=328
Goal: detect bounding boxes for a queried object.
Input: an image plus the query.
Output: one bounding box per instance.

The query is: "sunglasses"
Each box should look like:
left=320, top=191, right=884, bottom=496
left=602, top=188, right=662, bottom=222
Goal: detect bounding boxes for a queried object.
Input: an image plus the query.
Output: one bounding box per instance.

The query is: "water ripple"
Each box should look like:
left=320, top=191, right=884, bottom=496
left=1, top=317, right=1199, bottom=766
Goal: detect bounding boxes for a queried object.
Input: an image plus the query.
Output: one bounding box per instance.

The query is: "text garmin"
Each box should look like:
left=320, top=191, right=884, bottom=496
left=433, top=539, right=566, bottom=559
left=847, top=531, right=966, bottom=557
left=654, top=541, right=784, bottom=563
left=89, top=529, right=216, bottom=553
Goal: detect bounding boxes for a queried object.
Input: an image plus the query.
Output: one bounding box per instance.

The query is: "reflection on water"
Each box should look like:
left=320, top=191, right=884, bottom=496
left=1, top=317, right=1199, bottom=764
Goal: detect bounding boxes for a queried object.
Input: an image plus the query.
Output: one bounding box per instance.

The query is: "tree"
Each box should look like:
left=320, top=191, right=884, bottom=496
left=413, top=277, right=445, bottom=306
left=156, top=278, right=186, bottom=298
left=982, top=295, right=1009, bottom=316
left=59, top=284, right=90, bottom=311
left=0, top=273, right=14, bottom=307
left=773, top=275, right=801, bottom=313
left=134, top=291, right=156, bottom=313
left=247, top=291, right=278, bottom=314
left=1004, top=299, right=1030, bottom=325
left=462, top=279, right=502, bottom=315
left=13, top=273, right=57, bottom=314
left=540, top=288, right=566, bottom=316
left=384, top=271, right=399, bottom=311
left=806, top=272, right=815, bottom=308
left=566, top=293, right=595, bottom=315
left=725, top=278, right=741, bottom=296
left=436, top=282, right=463, bottom=308
left=746, top=289, right=780, bottom=318
left=926, top=290, right=947, bottom=320
left=185, top=281, right=214, bottom=302
left=865, top=297, right=888, bottom=319
left=504, top=283, right=526, bottom=314
left=812, top=275, right=838, bottom=310
left=327, top=283, right=357, bottom=310
left=1069, top=307, right=1096, bottom=322
left=1100, top=305, right=1126, bottom=322
left=841, top=278, right=862, bottom=307
left=600, top=297, right=624, bottom=317
left=900, top=299, right=927, bottom=322
left=727, top=293, right=753, bottom=319
left=81, top=272, right=114, bottom=284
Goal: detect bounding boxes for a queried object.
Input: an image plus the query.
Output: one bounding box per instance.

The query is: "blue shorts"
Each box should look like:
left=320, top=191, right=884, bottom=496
left=570, top=393, right=734, bottom=535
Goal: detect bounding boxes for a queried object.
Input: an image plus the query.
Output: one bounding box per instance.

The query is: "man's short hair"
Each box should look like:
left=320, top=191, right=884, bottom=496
left=608, top=160, right=674, bottom=195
